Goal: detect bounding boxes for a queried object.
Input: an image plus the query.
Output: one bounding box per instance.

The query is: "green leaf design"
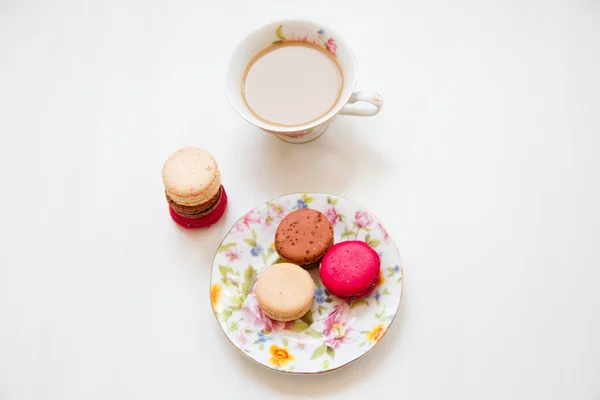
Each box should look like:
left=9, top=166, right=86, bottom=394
left=224, top=281, right=238, bottom=291
left=383, top=288, right=391, bottom=295
left=341, top=227, right=356, bottom=239
left=303, top=196, right=315, bottom=204
left=275, top=25, right=286, bottom=40
left=365, top=233, right=371, bottom=243
left=220, top=309, right=232, bottom=322
left=252, top=229, right=258, bottom=240
left=219, top=265, right=238, bottom=287
left=228, top=320, right=239, bottom=332
left=242, top=238, right=257, bottom=247
left=217, top=243, right=236, bottom=252
left=291, top=320, right=309, bottom=332
left=259, top=343, right=264, bottom=351
left=368, top=239, right=381, bottom=248
left=305, top=328, right=324, bottom=338
left=310, top=343, right=327, bottom=360
left=282, top=337, right=289, bottom=347
left=326, top=346, right=335, bottom=359
left=350, top=299, right=369, bottom=309
left=219, top=265, right=233, bottom=278
left=272, top=39, right=284, bottom=45
left=359, top=342, right=367, bottom=348
left=300, top=310, right=313, bottom=326
left=327, top=196, right=338, bottom=205
left=272, top=257, right=286, bottom=265
left=241, top=265, right=257, bottom=295
left=325, top=297, right=334, bottom=303
left=266, top=247, right=275, bottom=258
left=231, top=295, right=245, bottom=306
left=229, top=304, right=242, bottom=311
left=323, top=359, right=330, bottom=370
left=397, top=277, right=403, bottom=283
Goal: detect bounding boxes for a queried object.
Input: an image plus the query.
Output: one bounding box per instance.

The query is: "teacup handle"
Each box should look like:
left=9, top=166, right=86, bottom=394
left=339, top=91, right=383, bottom=116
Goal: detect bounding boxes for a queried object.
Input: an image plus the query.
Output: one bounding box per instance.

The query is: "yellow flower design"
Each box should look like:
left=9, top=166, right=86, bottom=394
left=210, top=283, right=222, bottom=310
left=366, top=324, right=386, bottom=342
left=269, top=241, right=275, bottom=250
left=378, top=270, right=385, bottom=286
left=332, top=322, right=346, bottom=339
left=269, top=344, right=295, bottom=367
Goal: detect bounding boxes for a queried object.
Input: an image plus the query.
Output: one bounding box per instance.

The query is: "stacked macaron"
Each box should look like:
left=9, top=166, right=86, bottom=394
left=162, top=147, right=228, bottom=229
left=254, top=208, right=381, bottom=322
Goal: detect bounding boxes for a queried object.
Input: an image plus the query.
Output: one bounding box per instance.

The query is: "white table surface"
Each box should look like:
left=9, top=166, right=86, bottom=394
left=1, top=0, right=599, bottom=399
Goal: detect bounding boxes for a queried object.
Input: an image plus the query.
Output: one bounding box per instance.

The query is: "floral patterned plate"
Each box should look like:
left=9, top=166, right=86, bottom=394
left=210, top=193, right=404, bottom=374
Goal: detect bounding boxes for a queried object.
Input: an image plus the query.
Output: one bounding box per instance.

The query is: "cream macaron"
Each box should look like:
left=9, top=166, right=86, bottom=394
left=256, top=263, right=315, bottom=322
left=162, top=147, right=222, bottom=206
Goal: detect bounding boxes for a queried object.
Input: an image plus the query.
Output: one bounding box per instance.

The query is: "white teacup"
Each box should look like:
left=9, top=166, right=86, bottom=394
left=225, top=19, right=383, bottom=144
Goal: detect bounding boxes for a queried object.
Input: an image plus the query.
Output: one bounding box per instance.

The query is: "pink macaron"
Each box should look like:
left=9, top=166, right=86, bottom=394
left=319, top=240, right=381, bottom=301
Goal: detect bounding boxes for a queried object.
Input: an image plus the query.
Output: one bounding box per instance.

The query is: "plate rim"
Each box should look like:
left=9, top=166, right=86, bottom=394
left=209, top=192, right=405, bottom=375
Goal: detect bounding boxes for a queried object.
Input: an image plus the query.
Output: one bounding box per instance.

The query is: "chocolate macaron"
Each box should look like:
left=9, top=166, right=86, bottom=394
left=274, top=209, right=334, bottom=268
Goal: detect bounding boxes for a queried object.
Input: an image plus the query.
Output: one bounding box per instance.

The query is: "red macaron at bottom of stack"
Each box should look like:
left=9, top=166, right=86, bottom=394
left=169, top=187, right=228, bottom=229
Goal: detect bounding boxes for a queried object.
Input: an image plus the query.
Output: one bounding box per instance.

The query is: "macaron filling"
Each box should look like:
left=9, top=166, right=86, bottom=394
left=169, top=186, right=228, bottom=229
left=335, top=273, right=380, bottom=301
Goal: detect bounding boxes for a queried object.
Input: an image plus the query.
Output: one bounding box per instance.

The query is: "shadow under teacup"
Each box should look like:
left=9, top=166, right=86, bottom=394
left=225, top=19, right=383, bottom=144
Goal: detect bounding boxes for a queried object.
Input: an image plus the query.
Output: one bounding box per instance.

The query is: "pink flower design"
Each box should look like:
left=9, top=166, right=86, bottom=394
left=377, top=222, right=390, bottom=243
left=268, top=201, right=290, bottom=221
left=325, top=207, right=340, bottom=225
left=242, top=288, right=294, bottom=333
left=294, top=334, right=309, bottom=352
left=326, top=38, right=338, bottom=56
left=261, top=200, right=290, bottom=227
left=236, top=330, right=249, bottom=346
left=261, top=214, right=275, bottom=228
left=224, top=249, right=241, bottom=262
left=323, top=303, right=354, bottom=349
left=290, top=28, right=318, bottom=44
left=284, top=129, right=313, bottom=138
left=234, top=210, right=261, bottom=232
left=354, top=210, right=374, bottom=229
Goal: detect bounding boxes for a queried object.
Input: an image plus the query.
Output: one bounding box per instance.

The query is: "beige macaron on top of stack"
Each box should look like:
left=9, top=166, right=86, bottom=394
left=162, top=147, right=221, bottom=206
left=255, top=263, right=315, bottom=322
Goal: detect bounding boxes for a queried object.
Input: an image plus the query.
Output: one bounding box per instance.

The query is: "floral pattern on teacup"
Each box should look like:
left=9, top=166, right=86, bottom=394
left=274, top=25, right=339, bottom=57
left=211, top=193, right=404, bottom=373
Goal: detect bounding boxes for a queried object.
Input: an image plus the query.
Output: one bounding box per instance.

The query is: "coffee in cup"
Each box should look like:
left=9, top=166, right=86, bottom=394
left=243, top=41, right=343, bottom=127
